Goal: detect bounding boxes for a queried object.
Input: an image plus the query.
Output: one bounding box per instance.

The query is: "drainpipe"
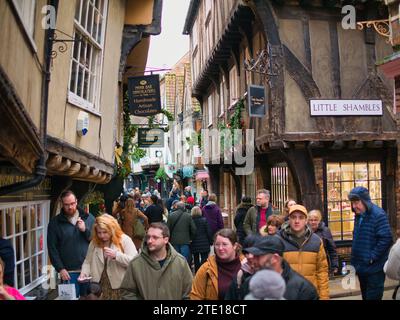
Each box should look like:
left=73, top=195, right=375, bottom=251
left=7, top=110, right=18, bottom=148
left=0, top=0, right=59, bottom=196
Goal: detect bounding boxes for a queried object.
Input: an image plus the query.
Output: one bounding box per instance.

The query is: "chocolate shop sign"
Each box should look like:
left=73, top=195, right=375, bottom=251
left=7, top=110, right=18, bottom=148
left=128, top=75, right=161, bottom=116
left=310, top=100, right=383, bottom=116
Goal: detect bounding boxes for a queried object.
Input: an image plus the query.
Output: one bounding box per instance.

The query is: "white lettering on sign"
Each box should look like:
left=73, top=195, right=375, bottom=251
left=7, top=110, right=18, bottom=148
left=310, top=100, right=383, bottom=116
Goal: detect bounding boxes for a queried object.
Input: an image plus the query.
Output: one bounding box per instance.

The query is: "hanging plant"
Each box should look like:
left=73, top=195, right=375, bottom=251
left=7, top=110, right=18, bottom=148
left=155, top=167, right=168, bottom=181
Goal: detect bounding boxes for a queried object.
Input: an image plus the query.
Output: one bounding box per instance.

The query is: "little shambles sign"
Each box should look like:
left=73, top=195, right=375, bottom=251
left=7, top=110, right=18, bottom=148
left=128, top=75, right=161, bottom=116
left=310, top=100, right=383, bottom=116
left=138, top=128, right=164, bottom=148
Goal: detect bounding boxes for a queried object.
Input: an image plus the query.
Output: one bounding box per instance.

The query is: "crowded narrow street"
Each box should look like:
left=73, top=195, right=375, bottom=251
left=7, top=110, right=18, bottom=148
left=1, top=0, right=400, bottom=309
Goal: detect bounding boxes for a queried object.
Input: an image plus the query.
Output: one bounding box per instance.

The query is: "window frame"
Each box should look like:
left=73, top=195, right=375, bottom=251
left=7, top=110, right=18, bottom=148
left=11, top=0, right=37, bottom=52
left=67, top=0, right=108, bottom=114
left=323, top=159, right=385, bottom=246
left=0, top=201, right=50, bottom=295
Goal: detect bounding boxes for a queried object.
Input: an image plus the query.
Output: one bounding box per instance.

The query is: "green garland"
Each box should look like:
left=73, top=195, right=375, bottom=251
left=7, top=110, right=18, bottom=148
left=217, top=99, right=244, bottom=151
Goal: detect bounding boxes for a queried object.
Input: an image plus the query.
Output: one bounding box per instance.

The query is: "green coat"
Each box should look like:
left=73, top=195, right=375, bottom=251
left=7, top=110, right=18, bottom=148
left=120, top=243, right=193, bottom=300
left=243, top=205, right=279, bottom=236
left=167, top=208, right=197, bottom=245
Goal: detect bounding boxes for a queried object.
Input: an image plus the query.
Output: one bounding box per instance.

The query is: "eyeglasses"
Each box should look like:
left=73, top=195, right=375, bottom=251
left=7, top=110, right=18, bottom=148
left=145, top=235, right=165, bottom=241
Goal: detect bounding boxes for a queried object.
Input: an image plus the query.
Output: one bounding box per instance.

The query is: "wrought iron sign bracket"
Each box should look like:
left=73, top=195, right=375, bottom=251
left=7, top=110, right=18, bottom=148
left=50, top=29, right=83, bottom=63
left=244, top=43, right=283, bottom=87
left=356, top=19, right=391, bottom=43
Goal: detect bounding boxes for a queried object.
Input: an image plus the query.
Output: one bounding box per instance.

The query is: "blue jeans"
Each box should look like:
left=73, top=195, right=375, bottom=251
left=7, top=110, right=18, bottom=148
left=173, top=244, right=191, bottom=264
left=63, top=271, right=89, bottom=298
left=358, top=271, right=386, bottom=300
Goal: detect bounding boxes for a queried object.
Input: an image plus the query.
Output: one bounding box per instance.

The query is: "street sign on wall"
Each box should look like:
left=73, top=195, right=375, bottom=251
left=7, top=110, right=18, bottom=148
left=248, top=84, right=266, bottom=117
left=310, top=99, right=383, bottom=116
left=128, top=75, right=161, bottom=116
left=138, top=128, right=164, bottom=148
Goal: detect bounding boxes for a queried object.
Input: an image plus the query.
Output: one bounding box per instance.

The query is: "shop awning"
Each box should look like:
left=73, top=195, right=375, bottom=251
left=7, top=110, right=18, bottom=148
left=195, top=171, right=209, bottom=181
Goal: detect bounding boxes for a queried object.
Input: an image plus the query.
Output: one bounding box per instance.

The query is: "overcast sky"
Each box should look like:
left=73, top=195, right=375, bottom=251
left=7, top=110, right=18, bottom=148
left=146, top=0, right=190, bottom=74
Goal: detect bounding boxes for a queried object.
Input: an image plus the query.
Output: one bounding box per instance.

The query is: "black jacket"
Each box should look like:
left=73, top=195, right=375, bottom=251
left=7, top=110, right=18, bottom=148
left=191, top=216, right=212, bottom=253
left=234, top=203, right=253, bottom=245
left=47, top=207, right=95, bottom=272
left=225, top=260, right=319, bottom=300
left=314, top=222, right=339, bottom=270
left=144, top=204, right=164, bottom=224
left=0, top=238, right=15, bottom=286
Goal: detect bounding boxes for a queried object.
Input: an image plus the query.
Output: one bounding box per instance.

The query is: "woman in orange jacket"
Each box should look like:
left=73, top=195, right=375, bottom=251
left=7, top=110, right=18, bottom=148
left=190, top=229, right=243, bottom=300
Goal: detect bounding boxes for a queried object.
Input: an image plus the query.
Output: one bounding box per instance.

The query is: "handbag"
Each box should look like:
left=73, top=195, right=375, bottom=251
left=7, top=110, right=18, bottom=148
left=133, top=217, right=146, bottom=239
left=58, top=282, right=77, bottom=300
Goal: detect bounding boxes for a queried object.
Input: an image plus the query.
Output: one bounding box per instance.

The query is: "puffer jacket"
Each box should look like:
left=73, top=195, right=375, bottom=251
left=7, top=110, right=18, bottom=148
left=120, top=243, right=193, bottom=300
left=278, top=224, right=329, bottom=300
left=234, top=203, right=253, bottom=245
left=191, top=216, right=213, bottom=253
left=349, top=186, right=393, bottom=275
left=314, top=222, right=339, bottom=271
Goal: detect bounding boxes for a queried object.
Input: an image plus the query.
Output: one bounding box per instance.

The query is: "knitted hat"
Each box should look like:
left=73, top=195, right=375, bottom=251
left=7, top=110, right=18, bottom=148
left=247, top=269, right=286, bottom=300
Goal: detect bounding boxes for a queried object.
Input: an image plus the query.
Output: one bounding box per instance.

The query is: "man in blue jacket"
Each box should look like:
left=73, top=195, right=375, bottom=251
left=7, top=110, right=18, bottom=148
left=47, top=190, right=95, bottom=297
left=348, top=186, right=393, bottom=300
left=0, top=237, right=15, bottom=286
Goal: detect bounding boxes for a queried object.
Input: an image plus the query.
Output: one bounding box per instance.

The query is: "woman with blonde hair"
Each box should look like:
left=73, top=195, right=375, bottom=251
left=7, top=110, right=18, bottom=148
left=79, top=214, right=138, bottom=299
left=308, top=209, right=339, bottom=275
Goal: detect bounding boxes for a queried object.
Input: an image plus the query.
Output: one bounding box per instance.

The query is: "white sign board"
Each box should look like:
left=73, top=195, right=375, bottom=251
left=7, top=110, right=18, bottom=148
left=310, top=100, right=383, bottom=116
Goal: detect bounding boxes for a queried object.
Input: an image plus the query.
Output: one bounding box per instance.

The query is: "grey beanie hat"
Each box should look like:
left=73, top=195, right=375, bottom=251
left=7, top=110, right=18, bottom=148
left=248, top=269, right=286, bottom=300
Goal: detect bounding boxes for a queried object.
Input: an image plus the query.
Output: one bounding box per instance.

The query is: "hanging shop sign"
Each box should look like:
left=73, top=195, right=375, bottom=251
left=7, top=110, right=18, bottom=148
left=128, top=75, right=161, bottom=116
left=310, top=99, right=383, bottom=116
left=138, top=128, right=164, bottom=148
left=248, top=84, right=266, bottom=117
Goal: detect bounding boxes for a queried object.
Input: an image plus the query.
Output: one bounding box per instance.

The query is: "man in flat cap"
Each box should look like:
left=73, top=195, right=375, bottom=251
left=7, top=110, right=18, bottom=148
left=226, top=235, right=319, bottom=300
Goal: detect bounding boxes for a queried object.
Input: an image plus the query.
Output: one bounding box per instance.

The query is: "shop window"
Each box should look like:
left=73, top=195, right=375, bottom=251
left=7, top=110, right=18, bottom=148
left=68, top=0, right=108, bottom=112
left=326, top=162, right=382, bottom=242
left=0, top=201, right=49, bottom=295
left=271, top=164, right=289, bottom=214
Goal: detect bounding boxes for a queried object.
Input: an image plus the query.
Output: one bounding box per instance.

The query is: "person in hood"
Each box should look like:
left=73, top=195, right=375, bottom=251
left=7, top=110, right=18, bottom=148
left=348, top=186, right=393, bottom=300
left=308, top=209, right=339, bottom=275
left=244, top=269, right=286, bottom=300
left=47, top=190, right=95, bottom=297
left=243, top=189, right=279, bottom=236
left=201, top=193, right=224, bottom=238
left=120, top=223, right=193, bottom=299
left=234, top=197, right=253, bottom=245
left=277, top=204, right=330, bottom=300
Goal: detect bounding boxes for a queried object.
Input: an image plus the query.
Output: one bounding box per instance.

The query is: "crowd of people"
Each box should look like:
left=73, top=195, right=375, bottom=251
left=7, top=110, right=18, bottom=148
left=1, top=182, right=399, bottom=301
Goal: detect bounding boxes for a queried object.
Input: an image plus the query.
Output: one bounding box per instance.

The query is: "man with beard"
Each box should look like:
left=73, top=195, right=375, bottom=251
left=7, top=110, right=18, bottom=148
left=226, top=235, right=319, bottom=300
left=47, top=190, right=95, bottom=297
left=120, top=223, right=193, bottom=299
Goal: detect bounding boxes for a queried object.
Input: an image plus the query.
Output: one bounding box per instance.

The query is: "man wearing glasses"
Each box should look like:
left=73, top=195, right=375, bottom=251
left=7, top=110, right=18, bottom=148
left=47, top=190, right=95, bottom=298
left=120, top=222, right=193, bottom=299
